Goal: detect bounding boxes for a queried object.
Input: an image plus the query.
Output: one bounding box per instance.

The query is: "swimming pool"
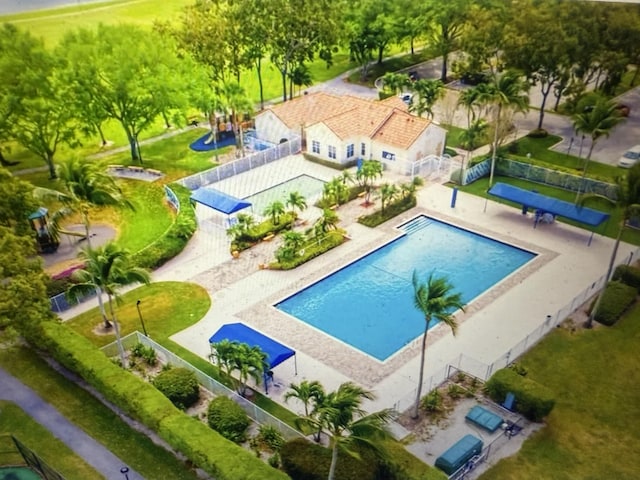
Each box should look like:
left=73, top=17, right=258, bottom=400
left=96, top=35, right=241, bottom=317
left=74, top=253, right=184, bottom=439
left=244, top=174, right=325, bottom=216
left=0, top=466, right=43, bottom=480
left=275, top=216, right=536, bottom=361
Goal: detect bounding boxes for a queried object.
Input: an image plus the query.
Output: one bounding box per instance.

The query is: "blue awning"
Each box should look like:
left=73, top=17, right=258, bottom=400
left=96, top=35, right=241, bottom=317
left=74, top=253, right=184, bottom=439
left=488, top=183, right=610, bottom=227
left=190, top=188, right=251, bottom=215
left=209, top=323, right=296, bottom=370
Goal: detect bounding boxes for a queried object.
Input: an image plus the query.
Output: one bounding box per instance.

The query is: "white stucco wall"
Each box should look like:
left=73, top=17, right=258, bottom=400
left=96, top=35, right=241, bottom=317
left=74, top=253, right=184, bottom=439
left=254, top=110, right=298, bottom=144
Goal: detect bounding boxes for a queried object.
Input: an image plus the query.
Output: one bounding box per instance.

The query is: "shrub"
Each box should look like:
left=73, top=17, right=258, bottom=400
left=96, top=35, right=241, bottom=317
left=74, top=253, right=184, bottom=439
left=447, top=383, right=465, bottom=400
left=302, top=153, right=357, bottom=171
left=207, top=396, right=250, bottom=443
left=131, top=342, right=157, bottom=366
left=594, top=281, right=637, bottom=326
left=612, top=264, right=640, bottom=292
left=269, top=230, right=346, bottom=270
left=421, top=389, right=443, bottom=413
left=281, top=438, right=379, bottom=480
left=152, top=367, right=200, bottom=410
left=527, top=128, right=548, bottom=138
left=358, top=195, right=417, bottom=228
left=257, top=425, right=285, bottom=452
left=485, top=368, right=555, bottom=422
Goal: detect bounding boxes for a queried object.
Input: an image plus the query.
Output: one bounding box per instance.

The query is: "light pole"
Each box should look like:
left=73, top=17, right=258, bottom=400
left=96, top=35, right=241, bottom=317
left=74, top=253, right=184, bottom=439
left=120, top=466, right=130, bottom=480
left=136, top=300, right=148, bottom=337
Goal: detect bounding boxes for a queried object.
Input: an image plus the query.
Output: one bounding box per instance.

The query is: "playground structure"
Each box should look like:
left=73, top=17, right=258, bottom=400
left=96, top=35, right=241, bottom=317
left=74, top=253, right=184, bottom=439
left=28, top=207, right=87, bottom=254
left=189, top=112, right=254, bottom=152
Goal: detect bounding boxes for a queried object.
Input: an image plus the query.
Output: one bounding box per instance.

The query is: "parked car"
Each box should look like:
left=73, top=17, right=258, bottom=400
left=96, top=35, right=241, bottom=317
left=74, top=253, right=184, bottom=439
left=617, top=145, right=640, bottom=168
left=399, top=92, right=413, bottom=104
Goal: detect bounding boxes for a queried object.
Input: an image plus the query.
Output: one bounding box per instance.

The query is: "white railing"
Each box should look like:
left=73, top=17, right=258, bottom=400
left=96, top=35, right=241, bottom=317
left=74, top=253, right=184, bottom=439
left=101, top=332, right=303, bottom=440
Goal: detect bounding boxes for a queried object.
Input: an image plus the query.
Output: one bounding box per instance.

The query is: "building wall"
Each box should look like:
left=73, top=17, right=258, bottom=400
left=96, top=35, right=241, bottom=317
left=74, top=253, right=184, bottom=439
left=254, top=110, right=298, bottom=144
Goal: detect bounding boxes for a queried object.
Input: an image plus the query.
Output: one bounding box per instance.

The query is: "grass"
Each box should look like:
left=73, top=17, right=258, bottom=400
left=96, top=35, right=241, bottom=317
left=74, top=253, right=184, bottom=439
left=455, top=175, right=640, bottom=246
left=0, top=346, right=200, bottom=480
left=480, top=303, right=640, bottom=480
left=443, top=124, right=468, bottom=150
left=0, top=401, right=101, bottom=479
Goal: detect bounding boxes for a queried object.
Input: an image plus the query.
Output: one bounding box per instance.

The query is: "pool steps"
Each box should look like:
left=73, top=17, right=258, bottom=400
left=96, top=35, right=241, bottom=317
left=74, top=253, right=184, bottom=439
left=400, top=216, right=432, bottom=235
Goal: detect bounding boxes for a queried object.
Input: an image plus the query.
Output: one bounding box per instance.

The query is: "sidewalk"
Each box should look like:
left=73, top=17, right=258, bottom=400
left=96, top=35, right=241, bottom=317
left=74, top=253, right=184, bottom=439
left=0, top=368, right=143, bottom=480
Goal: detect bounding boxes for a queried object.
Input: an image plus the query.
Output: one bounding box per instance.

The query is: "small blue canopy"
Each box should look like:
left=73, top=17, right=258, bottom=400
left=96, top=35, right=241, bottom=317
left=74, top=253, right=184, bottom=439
left=191, top=188, right=251, bottom=215
left=488, top=183, right=610, bottom=227
left=209, top=323, right=296, bottom=371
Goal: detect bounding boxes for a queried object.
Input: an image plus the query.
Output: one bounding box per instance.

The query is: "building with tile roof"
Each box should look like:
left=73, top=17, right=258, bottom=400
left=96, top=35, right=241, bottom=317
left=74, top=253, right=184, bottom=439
left=254, top=92, right=447, bottom=175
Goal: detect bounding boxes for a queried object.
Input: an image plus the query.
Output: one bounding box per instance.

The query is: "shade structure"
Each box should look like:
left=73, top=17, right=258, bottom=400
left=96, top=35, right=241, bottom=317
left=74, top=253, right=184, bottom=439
left=190, top=188, right=251, bottom=215
left=209, top=323, right=296, bottom=393
left=488, top=183, right=610, bottom=227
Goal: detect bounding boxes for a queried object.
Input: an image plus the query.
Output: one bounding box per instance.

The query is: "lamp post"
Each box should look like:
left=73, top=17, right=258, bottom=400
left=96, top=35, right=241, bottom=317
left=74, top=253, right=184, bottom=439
left=136, top=300, right=148, bottom=337
left=120, top=466, right=130, bottom=480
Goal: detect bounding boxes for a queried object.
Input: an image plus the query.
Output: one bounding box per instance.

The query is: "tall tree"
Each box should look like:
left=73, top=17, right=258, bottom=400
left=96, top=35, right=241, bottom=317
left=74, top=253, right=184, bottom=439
left=580, top=165, right=640, bottom=327
left=219, top=81, right=253, bottom=155
left=572, top=95, right=625, bottom=199
left=411, top=270, right=465, bottom=419
left=316, top=382, right=393, bottom=480
left=284, top=380, right=325, bottom=417
left=422, top=0, right=471, bottom=82
left=263, top=200, right=286, bottom=225
left=409, top=79, right=444, bottom=119
left=238, top=0, right=272, bottom=109
left=68, top=243, right=151, bottom=364
left=267, top=0, right=343, bottom=101
left=60, top=25, right=195, bottom=163
left=475, top=71, right=529, bottom=188
left=381, top=72, right=411, bottom=96
left=285, top=191, right=307, bottom=217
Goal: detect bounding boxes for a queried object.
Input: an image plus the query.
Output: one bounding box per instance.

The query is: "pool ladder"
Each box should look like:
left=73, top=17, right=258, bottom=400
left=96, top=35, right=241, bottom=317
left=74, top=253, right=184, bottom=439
left=400, top=216, right=432, bottom=235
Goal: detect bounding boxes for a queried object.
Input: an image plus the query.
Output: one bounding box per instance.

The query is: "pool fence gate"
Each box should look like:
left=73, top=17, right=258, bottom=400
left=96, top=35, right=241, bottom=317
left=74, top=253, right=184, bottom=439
left=101, top=332, right=303, bottom=441
left=0, top=435, right=66, bottom=480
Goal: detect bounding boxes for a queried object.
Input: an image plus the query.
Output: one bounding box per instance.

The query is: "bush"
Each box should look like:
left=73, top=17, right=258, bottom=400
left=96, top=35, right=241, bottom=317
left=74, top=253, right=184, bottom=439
left=612, top=264, right=640, bottom=292
left=207, top=396, right=250, bottom=443
left=485, top=368, right=555, bottom=422
left=152, top=367, right=200, bottom=410
left=131, top=342, right=157, bottom=366
left=358, top=195, right=417, bottom=228
left=257, top=425, right=285, bottom=452
left=281, top=438, right=379, bottom=480
left=421, top=389, right=444, bottom=413
left=594, top=281, right=637, bottom=326
left=269, top=230, right=347, bottom=270
left=527, top=128, right=549, bottom=138
left=302, top=153, right=357, bottom=171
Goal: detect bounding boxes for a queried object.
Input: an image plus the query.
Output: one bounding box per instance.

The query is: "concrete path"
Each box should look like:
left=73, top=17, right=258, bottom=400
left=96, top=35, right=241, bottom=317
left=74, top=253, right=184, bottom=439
left=0, top=368, right=143, bottom=480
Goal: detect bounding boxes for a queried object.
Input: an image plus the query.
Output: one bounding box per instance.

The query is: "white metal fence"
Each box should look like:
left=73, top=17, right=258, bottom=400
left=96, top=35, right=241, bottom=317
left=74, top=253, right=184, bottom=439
left=177, top=136, right=301, bottom=191
left=393, top=246, right=640, bottom=414
left=101, top=332, right=303, bottom=440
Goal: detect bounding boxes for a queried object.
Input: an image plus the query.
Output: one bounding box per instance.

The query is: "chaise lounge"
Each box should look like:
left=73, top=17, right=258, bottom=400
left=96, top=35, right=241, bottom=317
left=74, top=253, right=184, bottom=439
left=465, top=405, right=504, bottom=433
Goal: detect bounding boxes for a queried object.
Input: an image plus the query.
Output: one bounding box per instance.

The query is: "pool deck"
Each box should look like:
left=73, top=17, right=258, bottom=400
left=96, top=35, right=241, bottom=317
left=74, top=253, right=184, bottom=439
left=157, top=154, right=630, bottom=417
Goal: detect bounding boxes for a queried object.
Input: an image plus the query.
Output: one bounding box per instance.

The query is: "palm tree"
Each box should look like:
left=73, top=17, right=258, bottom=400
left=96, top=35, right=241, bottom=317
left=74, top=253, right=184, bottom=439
left=475, top=71, right=529, bottom=189
left=263, top=200, right=285, bottom=225
left=356, top=160, right=383, bottom=205
left=284, top=380, right=324, bottom=417
left=230, top=343, right=268, bottom=397
left=379, top=183, right=398, bottom=213
left=285, top=191, right=307, bottom=217
left=409, top=79, right=444, bottom=119
left=219, top=81, right=253, bottom=156
left=572, top=96, right=625, bottom=200
left=317, top=382, right=394, bottom=480
left=457, top=87, right=480, bottom=130
left=411, top=270, right=465, bottom=419
left=289, top=63, right=313, bottom=98
left=580, top=165, right=640, bottom=327
left=276, top=231, right=306, bottom=262
left=323, top=177, right=349, bottom=206
left=381, top=72, right=411, bottom=95
left=314, top=209, right=340, bottom=236
left=68, top=242, right=150, bottom=364
left=457, top=119, right=489, bottom=184
left=209, top=339, right=238, bottom=379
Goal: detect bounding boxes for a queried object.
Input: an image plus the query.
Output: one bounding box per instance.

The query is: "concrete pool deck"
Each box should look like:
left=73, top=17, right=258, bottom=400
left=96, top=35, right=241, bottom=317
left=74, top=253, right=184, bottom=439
left=161, top=154, right=631, bottom=418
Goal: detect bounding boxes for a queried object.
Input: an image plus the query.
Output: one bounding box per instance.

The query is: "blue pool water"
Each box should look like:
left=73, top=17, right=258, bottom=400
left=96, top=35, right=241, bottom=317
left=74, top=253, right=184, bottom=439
left=244, top=174, right=325, bottom=216
left=276, top=216, right=536, bottom=361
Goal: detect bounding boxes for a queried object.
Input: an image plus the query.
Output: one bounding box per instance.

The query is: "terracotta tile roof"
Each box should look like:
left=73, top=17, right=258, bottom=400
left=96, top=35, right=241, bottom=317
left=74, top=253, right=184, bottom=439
left=265, top=92, right=431, bottom=149
left=371, top=111, right=431, bottom=149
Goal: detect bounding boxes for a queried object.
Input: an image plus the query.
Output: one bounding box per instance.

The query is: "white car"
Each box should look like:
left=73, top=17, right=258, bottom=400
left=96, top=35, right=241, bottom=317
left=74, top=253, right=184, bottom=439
left=617, top=145, right=640, bottom=168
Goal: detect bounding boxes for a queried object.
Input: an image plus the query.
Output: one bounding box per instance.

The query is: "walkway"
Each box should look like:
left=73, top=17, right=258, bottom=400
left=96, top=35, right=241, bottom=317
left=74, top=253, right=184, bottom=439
left=0, top=368, right=143, bottom=480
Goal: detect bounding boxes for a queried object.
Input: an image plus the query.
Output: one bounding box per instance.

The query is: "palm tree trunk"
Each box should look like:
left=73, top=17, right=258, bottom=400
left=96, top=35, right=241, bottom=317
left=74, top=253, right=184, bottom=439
left=412, top=322, right=430, bottom=419
left=328, top=442, right=339, bottom=480
left=575, top=143, right=595, bottom=202
left=488, top=105, right=501, bottom=189
left=587, top=222, right=624, bottom=327
left=108, top=296, right=126, bottom=365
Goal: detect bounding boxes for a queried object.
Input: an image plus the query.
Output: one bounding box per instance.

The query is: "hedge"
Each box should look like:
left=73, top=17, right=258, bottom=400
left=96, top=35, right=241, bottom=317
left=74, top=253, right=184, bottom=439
left=129, top=183, right=197, bottom=270
left=269, top=230, right=347, bottom=270
left=281, top=438, right=378, bottom=480
left=153, top=367, right=200, bottom=410
left=485, top=368, right=555, bottom=422
left=612, top=264, right=640, bottom=292
left=358, top=196, right=417, bottom=228
left=27, top=320, right=289, bottom=480
left=594, top=281, right=637, bottom=326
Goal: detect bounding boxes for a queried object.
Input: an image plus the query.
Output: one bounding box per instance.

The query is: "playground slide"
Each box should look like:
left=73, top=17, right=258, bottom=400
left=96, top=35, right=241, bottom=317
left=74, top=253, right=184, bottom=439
left=58, top=228, right=87, bottom=239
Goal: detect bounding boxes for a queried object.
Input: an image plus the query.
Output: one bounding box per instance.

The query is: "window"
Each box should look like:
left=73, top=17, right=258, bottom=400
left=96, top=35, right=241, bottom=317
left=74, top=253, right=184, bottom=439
left=346, top=144, right=354, bottom=158
left=328, top=145, right=336, bottom=159
left=361, top=143, right=366, bottom=156
left=312, top=140, right=320, bottom=154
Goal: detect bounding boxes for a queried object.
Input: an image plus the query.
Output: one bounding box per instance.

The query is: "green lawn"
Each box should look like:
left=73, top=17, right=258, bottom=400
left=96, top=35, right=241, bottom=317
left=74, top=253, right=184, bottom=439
left=0, top=401, right=102, bottom=479
left=456, top=175, right=640, bottom=246
left=0, top=347, right=200, bottom=480
left=480, top=303, right=640, bottom=480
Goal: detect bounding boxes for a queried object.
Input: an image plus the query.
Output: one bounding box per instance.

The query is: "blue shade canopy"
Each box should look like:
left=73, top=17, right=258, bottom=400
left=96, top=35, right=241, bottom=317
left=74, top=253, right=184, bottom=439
left=191, top=188, right=251, bottom=215
left=488, top=183, right=610, bottom=226
left=209, top=323, right=295, bottom=370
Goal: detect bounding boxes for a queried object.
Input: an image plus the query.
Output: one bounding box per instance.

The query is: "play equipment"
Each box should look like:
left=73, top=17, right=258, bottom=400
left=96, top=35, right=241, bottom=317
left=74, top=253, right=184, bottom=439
left=29, top=207, right=59, bottom=254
